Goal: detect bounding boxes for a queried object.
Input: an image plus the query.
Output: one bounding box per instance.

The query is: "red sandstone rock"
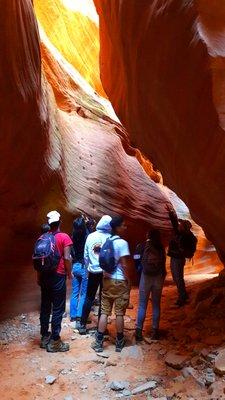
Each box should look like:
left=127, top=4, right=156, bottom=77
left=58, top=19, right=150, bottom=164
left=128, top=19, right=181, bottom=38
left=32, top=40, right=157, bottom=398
left=0, top=1, right=172, bottom=265
left=94, top=0, right=225, bottom=264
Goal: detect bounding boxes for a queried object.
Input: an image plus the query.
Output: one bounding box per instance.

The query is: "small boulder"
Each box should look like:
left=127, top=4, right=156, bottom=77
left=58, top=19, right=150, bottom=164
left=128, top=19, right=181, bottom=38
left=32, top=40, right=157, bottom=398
left=105, top=360, right=117, bottom=367
left=204, top=370, right=216, bottom=386
left=80, top=385, right=88, bottom=390
left=131, top=381, right=157, bottom=395
left=165, top=352, right=189, bottom=370
left=109, top=381, right=130, bottom=391
left=182, top=367, right=196, bottom=379
left=45, top=375, right=57, bottom=385
left=94, top=371, right=106, bottom=378
left=121, top=345, right=143, bottom=360
left=214, top=349, right=225, bottom=375
left=122, top=389, right=132, bottom=396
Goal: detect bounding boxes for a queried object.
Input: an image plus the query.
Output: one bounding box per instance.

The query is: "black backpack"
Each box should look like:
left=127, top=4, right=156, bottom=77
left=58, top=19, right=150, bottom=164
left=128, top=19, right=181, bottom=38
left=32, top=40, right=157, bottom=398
left=181, top=232, right=197, bottom=259
left=32, top=232, right=60, bottom=272
left=142, top=240, right=166, bottom=276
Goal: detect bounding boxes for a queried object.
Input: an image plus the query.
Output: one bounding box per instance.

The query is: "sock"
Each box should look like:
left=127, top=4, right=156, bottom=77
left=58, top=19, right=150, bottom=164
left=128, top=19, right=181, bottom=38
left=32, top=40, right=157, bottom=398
left=117, top=332, right=124, bottom=341
left=97, top=331, right=104, bottom=341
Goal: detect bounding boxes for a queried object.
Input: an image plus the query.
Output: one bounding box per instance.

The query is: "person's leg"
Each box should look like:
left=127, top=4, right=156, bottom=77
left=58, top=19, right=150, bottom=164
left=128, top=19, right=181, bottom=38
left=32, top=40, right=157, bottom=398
left=97, top=273, right=103, bottom=321
left=151, top=275, right=165, bottom=338
left=76, top=266, right=88, bottom=320
left=47, top=274, right=69, bottom=352
left=98, top=314, right=108, bottom=333
left=91, top=278, right=113, bottom=352
left=80, top=272, right=102, bottom=332
left=40, top=281, right=52, bottom=348
left=114, top=280, right=130, bottom=352
left=171, top=258, right=187, bottom=304
left=136, top=273, right=151, bottom=339
left=70, top=263, right=82, bottom=321
left=178, top=259, right=187, bottom=301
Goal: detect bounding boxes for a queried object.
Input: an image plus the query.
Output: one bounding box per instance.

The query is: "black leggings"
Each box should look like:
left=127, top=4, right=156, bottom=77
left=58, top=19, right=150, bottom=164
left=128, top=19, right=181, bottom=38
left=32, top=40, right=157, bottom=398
left=81, top=272, right=103, bottom=325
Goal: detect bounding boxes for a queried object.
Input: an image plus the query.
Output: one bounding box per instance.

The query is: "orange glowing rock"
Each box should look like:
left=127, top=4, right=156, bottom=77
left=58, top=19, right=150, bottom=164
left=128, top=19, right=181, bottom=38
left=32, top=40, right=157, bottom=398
left=34, top=0, right=104, bottom=96
left=0, top=0, right=172, bottom=266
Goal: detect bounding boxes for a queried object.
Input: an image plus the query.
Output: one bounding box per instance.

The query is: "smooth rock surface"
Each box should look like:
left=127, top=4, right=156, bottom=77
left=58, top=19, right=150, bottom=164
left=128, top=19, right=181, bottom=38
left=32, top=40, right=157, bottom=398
left=94, top=0, right=225, bottom=263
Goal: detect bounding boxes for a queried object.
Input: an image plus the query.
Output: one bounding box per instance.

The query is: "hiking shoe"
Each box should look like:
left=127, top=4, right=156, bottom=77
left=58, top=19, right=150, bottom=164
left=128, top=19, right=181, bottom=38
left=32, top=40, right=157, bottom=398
left=91, top=337, right=104, bottom=352
left=151, top=329, right=160, bottom=341
left=40, top=333, right=51, bottom=349
left=115, top=337, right=126, bottom=352
left=46, top=339, right=70, bottom=352
left=78, top=324, right=87, bottom=335
left=135, top=328, right=143, bottom=342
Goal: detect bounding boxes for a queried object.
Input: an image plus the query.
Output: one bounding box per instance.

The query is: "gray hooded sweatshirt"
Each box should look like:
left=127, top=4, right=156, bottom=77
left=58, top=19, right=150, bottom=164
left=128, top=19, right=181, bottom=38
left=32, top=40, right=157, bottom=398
left=84, top=215, right=112, bottom=273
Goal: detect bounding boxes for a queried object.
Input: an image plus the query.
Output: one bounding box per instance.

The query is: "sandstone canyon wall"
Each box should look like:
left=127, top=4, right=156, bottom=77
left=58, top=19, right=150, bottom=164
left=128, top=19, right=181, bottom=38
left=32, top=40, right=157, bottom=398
left=0, top=0, right=181, bottom=317
left=94, top=0, right=225, bottom=264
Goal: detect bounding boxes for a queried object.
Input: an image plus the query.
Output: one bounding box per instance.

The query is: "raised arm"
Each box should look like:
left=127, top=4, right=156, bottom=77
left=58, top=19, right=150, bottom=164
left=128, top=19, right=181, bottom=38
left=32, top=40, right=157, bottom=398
left=166, top=204, right=179, bottom=232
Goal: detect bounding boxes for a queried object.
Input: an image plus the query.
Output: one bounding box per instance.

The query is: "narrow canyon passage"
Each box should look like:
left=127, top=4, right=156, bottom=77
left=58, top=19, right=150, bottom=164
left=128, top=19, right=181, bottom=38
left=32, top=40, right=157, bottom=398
left=1, top=1, right=225, bottom=400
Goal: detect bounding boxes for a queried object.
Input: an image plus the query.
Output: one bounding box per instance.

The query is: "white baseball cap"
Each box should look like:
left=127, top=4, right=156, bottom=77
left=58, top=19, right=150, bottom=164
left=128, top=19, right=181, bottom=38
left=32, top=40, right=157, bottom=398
left=47, top=210, right=61, bottom=224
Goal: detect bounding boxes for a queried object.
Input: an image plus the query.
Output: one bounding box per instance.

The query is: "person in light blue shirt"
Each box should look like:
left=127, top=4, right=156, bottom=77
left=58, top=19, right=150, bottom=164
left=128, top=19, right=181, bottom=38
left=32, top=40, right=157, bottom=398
left=92, top=216, right=132, bottom=353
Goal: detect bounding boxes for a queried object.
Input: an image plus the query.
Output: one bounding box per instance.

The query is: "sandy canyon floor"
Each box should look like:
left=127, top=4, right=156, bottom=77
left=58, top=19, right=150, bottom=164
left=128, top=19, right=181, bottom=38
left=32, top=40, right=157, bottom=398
left=1, top=269, right=225, bottom=400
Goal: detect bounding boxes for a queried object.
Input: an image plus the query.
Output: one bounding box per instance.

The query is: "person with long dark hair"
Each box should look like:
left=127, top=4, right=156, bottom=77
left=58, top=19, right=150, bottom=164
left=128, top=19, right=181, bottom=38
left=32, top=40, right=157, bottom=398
left=70, top=216, right=89, bottom=328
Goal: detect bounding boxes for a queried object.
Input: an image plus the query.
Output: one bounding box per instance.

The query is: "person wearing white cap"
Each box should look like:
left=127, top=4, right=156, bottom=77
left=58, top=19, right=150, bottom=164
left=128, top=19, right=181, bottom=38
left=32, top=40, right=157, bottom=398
left=39, top=210, right=73, bottom=352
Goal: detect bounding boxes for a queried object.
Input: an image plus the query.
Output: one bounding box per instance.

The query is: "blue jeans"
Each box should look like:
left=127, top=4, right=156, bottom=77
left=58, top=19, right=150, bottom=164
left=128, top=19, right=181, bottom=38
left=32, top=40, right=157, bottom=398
left=136, top=273, right=164, bottom=330
left=170, top=257, right=187, bottom=302
left=70, top=263, right=88, bottom=319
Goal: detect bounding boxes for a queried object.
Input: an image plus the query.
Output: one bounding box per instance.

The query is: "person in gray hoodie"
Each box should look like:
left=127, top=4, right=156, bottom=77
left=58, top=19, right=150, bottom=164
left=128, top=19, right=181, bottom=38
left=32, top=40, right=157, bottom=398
left=78, top=215, right=112, bottom=335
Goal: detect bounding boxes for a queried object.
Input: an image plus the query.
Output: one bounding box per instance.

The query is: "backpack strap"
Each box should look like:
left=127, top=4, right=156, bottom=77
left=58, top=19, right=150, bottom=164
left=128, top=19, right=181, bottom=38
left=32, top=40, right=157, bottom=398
left=110, top=235, right=120, bottom=242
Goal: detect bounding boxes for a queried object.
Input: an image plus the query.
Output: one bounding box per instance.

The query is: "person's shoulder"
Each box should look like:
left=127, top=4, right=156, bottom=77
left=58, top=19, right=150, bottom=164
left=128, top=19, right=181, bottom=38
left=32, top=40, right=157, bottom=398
left=86, top=231, right=96, bottom=241
left=114, top=237, right=129, bottom=248
left=57, top=232, right=72, bottom=243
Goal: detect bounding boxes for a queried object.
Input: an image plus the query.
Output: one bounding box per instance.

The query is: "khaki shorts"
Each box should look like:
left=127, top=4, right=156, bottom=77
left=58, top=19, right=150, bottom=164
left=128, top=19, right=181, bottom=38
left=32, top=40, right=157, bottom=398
left=101, top=278, right=130, bottom=316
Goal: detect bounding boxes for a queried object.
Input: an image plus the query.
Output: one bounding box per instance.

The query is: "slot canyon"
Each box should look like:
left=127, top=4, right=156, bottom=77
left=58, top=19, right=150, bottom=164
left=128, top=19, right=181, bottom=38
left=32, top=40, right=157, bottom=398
left=0, top=1, right=225, bottom=399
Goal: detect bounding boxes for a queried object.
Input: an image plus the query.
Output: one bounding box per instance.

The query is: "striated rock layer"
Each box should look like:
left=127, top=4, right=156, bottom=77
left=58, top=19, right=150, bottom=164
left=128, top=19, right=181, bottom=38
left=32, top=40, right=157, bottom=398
left=0, top=0, right=173, bottom=270
left=94, top=0, right=225, bottom=264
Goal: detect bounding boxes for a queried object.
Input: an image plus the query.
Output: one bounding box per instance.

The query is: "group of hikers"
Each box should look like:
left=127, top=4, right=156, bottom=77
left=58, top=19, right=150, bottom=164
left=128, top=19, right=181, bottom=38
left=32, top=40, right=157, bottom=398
left=33, top=206, right=197, bottom=353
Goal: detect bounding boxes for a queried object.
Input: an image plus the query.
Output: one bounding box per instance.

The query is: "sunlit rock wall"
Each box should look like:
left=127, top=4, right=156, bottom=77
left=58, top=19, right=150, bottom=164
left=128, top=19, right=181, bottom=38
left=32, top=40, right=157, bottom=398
left=0, top=0, right=173, bottom=268
left=94, top=0, right=225, bottom=264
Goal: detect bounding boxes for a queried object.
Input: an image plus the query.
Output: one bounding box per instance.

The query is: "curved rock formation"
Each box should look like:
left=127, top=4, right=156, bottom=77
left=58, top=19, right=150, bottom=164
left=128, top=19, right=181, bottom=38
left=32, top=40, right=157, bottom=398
left=0, top=0, right=173, bottom=269
left=94, top=0, right=225, bottom=263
